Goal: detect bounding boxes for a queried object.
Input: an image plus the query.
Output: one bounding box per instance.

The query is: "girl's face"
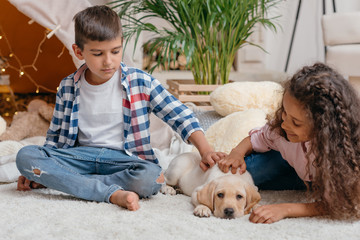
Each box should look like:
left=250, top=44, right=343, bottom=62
left=281, top=91, right=312, bottom=143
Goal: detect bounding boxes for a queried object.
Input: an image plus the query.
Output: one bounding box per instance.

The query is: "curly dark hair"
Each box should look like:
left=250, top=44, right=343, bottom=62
left=269, top=62, right=360, bottom=219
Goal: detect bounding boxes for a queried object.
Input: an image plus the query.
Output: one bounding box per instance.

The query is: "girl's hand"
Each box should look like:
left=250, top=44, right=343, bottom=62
left=218, top=153, right=246, bottom=174
left=199, top=151, right=227, bottom=171
left=249, top=204, right=288, bottom=224
left=217, top=136, right=252, bottom=174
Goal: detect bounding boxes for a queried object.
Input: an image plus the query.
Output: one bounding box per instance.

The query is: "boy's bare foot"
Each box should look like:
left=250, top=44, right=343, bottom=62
left=17, top=176, right=46, bottom=191
left=110, top=190, right=140, bottom=211
left=31, top=182, right=46, bottom=189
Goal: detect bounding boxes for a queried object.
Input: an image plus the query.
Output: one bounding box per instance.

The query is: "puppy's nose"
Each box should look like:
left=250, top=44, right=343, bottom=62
left=224, top=208, right=234, bottom=217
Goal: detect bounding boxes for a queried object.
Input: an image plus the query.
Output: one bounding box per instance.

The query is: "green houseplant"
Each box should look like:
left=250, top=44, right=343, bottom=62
left=110, top=0, right=279, bottom=85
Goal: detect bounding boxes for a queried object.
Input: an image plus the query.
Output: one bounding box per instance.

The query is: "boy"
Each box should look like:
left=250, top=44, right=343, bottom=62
left=16, top=5, right=224, bottom=211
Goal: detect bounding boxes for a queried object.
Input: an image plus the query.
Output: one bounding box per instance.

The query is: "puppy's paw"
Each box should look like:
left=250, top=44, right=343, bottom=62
left=193, top=205, right=212, bottom=218
left=160, top=185, right=177, bottom=195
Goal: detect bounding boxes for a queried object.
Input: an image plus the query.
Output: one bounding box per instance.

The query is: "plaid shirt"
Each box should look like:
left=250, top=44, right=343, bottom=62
left=44, top=62, right=202, bottom=163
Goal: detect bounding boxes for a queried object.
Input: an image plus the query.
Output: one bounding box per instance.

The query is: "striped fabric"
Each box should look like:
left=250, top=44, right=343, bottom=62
left=44, top=63, right=202, bottom=163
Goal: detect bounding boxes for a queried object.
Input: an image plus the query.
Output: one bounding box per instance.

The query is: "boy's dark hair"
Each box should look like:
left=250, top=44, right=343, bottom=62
left=269, top=62, right=360, bottom=220
left=73, top=5, right=123, bottom=50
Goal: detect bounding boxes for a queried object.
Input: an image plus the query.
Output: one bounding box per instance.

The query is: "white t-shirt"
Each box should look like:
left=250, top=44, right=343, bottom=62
left=78, top=70, right=125, bottom=150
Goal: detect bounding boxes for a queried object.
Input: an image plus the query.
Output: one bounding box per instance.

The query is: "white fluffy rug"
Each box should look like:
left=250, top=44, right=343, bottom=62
left=1, top=182, right=359, bottom=240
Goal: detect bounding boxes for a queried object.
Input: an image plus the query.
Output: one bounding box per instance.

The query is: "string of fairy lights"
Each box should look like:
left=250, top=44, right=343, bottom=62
left=0, top=22, right=63, bottom=95
left=0, top=21, right=65, bottom=117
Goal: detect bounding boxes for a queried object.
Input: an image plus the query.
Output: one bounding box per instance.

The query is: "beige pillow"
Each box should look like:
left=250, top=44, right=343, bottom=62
left=205, top=109, right=267, bottom=154
left=0, top=116, right=6, bottom=136
left=210, top=81, right=283, bottom=117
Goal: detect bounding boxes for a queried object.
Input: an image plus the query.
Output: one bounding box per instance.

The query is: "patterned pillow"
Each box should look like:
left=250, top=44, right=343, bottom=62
left=193, top=110, right=222, bottom=132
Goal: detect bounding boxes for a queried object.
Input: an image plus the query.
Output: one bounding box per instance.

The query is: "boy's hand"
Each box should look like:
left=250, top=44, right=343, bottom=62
left=218, top=154, right=246, bottom=174
left=199, top=151, right=227, bottom=171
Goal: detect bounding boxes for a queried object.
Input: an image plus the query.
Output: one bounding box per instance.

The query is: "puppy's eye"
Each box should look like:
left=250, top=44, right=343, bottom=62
left=236, top=194, right=243, bottom=200
left=217, top=193, right=224, bottom=198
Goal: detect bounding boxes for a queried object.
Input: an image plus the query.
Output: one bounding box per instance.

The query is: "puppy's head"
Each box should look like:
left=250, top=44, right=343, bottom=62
left=197, top=175, right=260, bottom=219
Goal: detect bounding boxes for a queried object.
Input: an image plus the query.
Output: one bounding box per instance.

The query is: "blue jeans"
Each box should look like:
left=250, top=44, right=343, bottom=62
left=245, top=150, right=306, bottom=190
left=16, top=145, right=163, bottom=203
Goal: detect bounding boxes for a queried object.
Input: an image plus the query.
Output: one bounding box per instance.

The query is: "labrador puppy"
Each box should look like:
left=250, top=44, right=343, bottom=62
left=163, top=152, right=260, bottom=219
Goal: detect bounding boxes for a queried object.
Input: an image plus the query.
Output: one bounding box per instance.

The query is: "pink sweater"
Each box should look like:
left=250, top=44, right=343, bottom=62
left=249, top=124, right=315, bottom=181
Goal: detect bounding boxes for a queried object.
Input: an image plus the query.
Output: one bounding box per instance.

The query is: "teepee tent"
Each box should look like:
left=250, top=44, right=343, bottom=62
left=8, top=0, right=134, bottom=68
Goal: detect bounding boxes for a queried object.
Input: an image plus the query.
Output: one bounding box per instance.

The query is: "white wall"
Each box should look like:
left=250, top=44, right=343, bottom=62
left=265, top=0, right=360, bottom=75
left=91, top=0, right=360, bottom=75
left=88, top=0, right=109, bottom=5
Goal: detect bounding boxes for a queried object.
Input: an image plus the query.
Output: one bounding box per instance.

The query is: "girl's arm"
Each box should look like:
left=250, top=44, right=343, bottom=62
left=249, top=202, right=325, bottom=224
left=188, top=130, right=227, bottom=171
left=218, top=136, right=253, bottom=174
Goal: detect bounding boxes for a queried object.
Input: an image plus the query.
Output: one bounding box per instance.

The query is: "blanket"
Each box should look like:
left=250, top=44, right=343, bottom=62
left=0, top=136, right=46, bottom=182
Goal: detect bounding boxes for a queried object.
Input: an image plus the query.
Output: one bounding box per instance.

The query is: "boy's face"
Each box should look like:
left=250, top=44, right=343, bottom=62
left=72, top=36, right=123, bottom=85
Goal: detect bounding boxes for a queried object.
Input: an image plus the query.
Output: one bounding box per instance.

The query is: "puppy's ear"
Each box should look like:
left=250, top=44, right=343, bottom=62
left=197, top=181, right=217, bottom=212
left=244, top=184, right=261, bottom=214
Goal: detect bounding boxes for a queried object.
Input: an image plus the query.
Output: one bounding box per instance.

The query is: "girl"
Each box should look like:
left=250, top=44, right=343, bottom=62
left=217, top=63, right=360, bottom=223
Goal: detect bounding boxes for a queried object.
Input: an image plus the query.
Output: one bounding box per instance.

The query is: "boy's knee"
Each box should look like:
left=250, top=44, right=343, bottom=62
left=16, top=145, right=41, bottom=171
left=136, top=182, right=162, bottom=199
left=132, top=163, right=162, bottom=198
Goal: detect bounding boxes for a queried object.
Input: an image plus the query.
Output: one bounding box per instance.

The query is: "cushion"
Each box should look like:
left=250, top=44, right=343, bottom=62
left=326, top=44, right=360, bottom=77
left=205, top=109, right=267, bottom=154
left=210, top=81, right=283, bottom=117
left=0, top=116, right=6, bottom=136
left=322, top=12, right=360, bottom=46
